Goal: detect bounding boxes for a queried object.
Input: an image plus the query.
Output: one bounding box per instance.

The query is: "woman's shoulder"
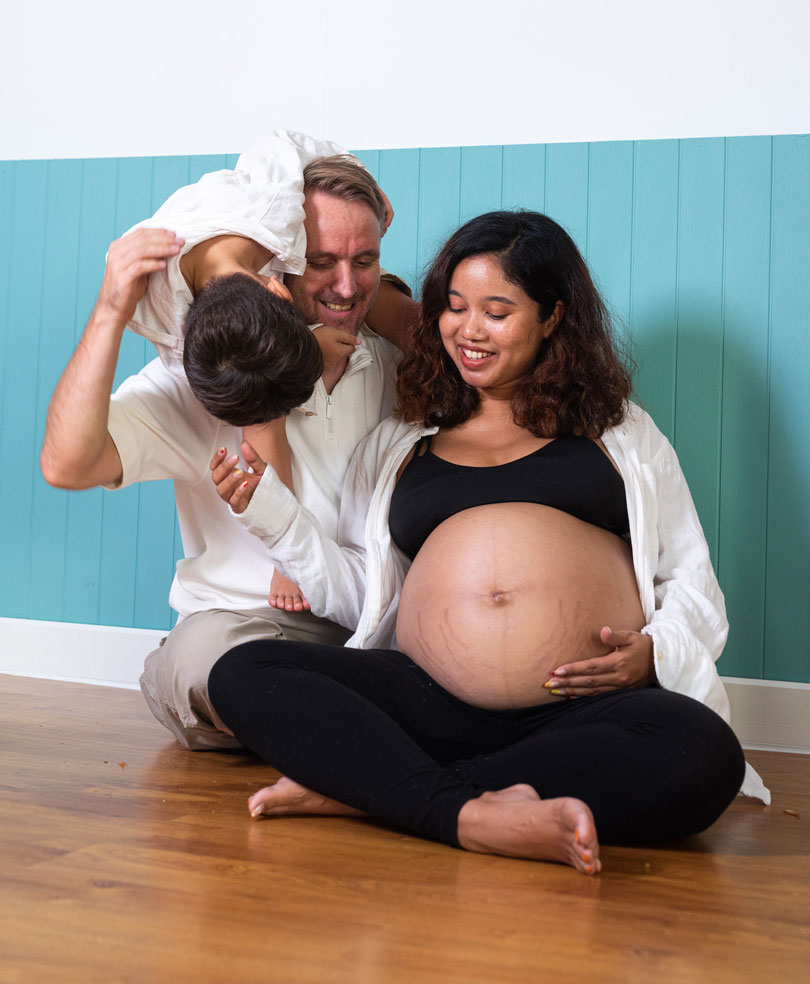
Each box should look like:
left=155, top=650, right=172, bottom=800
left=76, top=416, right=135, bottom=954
left=603, top=401, right=671, bottom=461
left=362, top=416, right=431, bottom=458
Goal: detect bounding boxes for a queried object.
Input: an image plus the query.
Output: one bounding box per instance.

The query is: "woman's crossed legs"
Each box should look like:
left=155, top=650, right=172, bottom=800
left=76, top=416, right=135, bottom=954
left=208, top=641, right=744, bottom=874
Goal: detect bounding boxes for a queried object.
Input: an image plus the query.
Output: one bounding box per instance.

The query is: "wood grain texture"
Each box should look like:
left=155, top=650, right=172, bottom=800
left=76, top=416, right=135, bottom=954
left=1, top=674, right=808, bottom=983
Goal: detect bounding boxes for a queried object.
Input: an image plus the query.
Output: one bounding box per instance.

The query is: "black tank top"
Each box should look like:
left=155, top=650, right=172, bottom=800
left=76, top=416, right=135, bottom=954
left=389, top=434, right=630, bottom=560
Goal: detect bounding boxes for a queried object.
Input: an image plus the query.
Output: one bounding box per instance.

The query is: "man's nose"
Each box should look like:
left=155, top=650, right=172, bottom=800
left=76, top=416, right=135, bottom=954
left=331, top=262, right=357, bottom=298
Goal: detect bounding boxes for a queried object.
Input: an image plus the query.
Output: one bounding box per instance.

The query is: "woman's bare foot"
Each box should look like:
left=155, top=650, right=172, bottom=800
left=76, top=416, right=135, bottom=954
left=268, top=571, right=311, bottom=613
left=248, top=777, right=364, bottom=819
left=457, top=784, right=601, bottom=875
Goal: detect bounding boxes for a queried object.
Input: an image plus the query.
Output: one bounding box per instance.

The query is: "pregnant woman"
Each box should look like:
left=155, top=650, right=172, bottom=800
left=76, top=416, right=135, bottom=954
left=207, top=210, right=764, bottom=875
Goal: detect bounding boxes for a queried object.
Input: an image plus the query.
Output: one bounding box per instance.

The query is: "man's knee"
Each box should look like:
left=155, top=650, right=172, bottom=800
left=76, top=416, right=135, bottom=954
left=139, top=609, right=283, bottom=747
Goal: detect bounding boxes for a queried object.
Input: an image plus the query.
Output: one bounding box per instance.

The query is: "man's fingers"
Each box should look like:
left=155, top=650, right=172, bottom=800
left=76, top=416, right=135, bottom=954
left=111, top=229, right=184, bottom=265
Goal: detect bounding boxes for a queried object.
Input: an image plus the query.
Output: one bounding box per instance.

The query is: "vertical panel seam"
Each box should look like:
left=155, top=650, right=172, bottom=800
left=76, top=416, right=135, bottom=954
left=716, top=138, right=728, bottom=577
left=672, top=140, right=681, bottom=445
left=629, top=142, right=636, bottom=348
left=26, top=161, right=50, bottom=616
left=62, top=159, right=87, bottom=620
left=761, top=136, right=775, bottom=679
left=414, top=148, right=422, bottom=293
left=585, top=142, right=591, bottom=257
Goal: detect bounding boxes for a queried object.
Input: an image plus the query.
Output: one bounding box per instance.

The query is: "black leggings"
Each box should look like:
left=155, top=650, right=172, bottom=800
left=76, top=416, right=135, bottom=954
left=208, top=641, right=745, bottom=847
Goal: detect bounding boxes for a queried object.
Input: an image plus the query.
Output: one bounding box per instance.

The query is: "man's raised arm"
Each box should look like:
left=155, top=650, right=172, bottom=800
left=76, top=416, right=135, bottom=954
left=40, top=228, right=184, bottom=490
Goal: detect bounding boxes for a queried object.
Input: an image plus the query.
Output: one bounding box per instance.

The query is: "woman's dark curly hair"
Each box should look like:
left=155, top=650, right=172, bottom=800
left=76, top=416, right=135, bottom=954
left=396, top=210, right=633, bottom=438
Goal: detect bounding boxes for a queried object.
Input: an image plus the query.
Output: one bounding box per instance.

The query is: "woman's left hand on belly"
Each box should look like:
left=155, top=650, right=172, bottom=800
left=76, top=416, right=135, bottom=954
left=544, top=627, right=654, bottom=697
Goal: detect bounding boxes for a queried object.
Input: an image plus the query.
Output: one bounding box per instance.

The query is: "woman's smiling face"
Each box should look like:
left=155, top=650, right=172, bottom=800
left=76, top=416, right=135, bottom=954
left=438, top=253, right=562, bottom=398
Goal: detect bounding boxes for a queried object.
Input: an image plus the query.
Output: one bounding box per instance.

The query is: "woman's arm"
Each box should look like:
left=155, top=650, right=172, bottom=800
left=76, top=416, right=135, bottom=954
left=545, top=409, right=728, bottom=709
left=210, top=421, right=403, bottom=632
left=636, top=436, right=729, bottom=710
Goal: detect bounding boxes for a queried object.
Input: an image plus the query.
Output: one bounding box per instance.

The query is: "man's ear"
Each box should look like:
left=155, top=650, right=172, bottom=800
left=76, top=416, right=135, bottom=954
left=262, top=275, right=293, bottom=303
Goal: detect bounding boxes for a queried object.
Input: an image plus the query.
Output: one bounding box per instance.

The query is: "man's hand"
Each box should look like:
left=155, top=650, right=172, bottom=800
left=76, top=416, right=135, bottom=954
left=210, top=441, right=267, bottom=514
left=544, top=626, right=654, bottom=697
left=312, top=326, right=360, bottom=371
left=99, top=228, right=184, bottom=323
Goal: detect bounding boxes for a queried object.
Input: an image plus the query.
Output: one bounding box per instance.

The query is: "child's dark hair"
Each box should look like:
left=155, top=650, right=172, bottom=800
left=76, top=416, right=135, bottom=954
left=183, top=274, right=323, bottom=426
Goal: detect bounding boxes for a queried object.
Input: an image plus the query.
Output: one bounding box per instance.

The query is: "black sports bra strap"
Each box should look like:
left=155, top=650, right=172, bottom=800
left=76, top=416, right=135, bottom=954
left=415, top=434, right=434, bottom=456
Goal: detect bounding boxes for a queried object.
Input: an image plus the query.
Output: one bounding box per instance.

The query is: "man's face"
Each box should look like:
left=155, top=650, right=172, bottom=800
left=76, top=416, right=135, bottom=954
left=287, top=189, right=381, bottom=335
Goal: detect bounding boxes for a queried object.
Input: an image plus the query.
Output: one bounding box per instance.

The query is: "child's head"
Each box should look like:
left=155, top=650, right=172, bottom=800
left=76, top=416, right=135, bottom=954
left=183, top=273, right=323, bottom=426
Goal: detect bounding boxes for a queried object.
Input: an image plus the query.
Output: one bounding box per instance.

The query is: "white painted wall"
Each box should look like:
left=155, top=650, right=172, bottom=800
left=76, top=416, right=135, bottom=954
left=3, top=0, right=808, bottom=160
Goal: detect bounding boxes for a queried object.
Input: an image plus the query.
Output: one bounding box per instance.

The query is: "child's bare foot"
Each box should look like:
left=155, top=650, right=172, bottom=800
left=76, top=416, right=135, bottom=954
left=457, top=784, right=601, bottom=875
left=248, top=777, right=364, bottom=819
left=268, top=571, right=311, bottom=612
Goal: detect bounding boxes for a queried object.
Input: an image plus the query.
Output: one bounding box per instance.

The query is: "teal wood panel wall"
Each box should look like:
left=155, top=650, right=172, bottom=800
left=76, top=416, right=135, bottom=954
left=1, top=136, right=808, bottom=683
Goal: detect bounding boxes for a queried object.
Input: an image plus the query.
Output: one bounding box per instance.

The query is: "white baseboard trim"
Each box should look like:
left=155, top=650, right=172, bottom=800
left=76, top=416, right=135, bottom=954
left=0, top=616, right=165, bottom=691
left=2, top=617, right=809, bottom=753
left=723, top=676, right=810, bottom=755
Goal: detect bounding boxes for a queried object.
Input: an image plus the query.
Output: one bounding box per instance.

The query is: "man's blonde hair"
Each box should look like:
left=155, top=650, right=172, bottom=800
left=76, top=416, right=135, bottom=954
left=303, top=156, right=386, bottom=230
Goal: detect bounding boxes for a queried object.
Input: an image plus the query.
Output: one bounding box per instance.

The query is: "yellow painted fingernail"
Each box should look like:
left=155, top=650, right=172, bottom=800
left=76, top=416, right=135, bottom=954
left=551, top=689, right=563, bottom=696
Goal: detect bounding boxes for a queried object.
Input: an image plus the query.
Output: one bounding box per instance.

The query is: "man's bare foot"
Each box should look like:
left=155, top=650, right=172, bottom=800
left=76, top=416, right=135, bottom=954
left=268, top=571, right=311, bottom=612
left=248, top=776, right=364, bottom=819
left=457, top=784, right=601, bottom=875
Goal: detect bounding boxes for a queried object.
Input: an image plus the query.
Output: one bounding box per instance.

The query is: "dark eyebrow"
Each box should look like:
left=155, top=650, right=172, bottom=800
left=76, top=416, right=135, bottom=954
left=448, top=289, right=516, bottom=305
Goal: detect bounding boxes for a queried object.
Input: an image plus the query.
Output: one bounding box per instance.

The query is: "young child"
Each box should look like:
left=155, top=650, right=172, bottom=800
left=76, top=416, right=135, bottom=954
left=121, top=130, right=375, bottom=612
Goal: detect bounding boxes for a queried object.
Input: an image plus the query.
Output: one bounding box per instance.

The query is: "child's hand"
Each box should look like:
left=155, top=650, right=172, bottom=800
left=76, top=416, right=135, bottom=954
left=268, top=571, right=311, bottom=613
left=312, top=326, right=360, bottom=371
left=210, top=443, right=266, bottom=515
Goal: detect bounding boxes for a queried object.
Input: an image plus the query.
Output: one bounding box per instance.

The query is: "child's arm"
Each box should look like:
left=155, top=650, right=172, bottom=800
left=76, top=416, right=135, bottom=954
left=180, top=235, right=274, bottom=295
left=364, top=278, right=420, bottom=350
left=241, top=418, right=311, bottom=613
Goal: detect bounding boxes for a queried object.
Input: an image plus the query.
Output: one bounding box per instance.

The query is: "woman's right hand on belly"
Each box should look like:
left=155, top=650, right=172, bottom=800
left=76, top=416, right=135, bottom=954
left=544, top=626, right=654, bottom=698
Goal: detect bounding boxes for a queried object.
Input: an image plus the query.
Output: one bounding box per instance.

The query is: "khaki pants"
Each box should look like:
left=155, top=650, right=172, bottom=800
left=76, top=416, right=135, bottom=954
left=139, top=607, right=352, bottom=750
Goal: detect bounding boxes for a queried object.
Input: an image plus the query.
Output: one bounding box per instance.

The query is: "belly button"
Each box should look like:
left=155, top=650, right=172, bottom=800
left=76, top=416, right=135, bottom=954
left=490, top=590, right=509, bottom=605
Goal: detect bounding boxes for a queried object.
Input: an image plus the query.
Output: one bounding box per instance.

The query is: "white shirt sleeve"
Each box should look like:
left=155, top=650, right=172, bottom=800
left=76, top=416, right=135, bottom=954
left=235, top=435, right=379, bottom=631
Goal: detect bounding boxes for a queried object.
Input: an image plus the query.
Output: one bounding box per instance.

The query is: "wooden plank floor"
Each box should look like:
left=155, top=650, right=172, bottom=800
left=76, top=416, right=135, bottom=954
left=1, top=673, right=808, bottom=983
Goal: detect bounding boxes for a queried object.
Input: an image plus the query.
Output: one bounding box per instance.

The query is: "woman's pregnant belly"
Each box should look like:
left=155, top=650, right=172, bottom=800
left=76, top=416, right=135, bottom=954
left=395, top=502, right=644, bottom=709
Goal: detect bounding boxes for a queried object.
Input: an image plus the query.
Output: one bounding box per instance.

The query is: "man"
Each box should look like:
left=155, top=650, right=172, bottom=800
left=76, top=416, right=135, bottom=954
left=41, top=153, right=416, bottom=751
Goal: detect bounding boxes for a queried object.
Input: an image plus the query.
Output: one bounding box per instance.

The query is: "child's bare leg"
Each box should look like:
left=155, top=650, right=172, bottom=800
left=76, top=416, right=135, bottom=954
left=242, top=419, right=311, bottom=614
left=268, top=571, right=311, bottom=612
left=457, top=784, right=601, bottom=875
left=249, top=777, right=364, bottom=818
